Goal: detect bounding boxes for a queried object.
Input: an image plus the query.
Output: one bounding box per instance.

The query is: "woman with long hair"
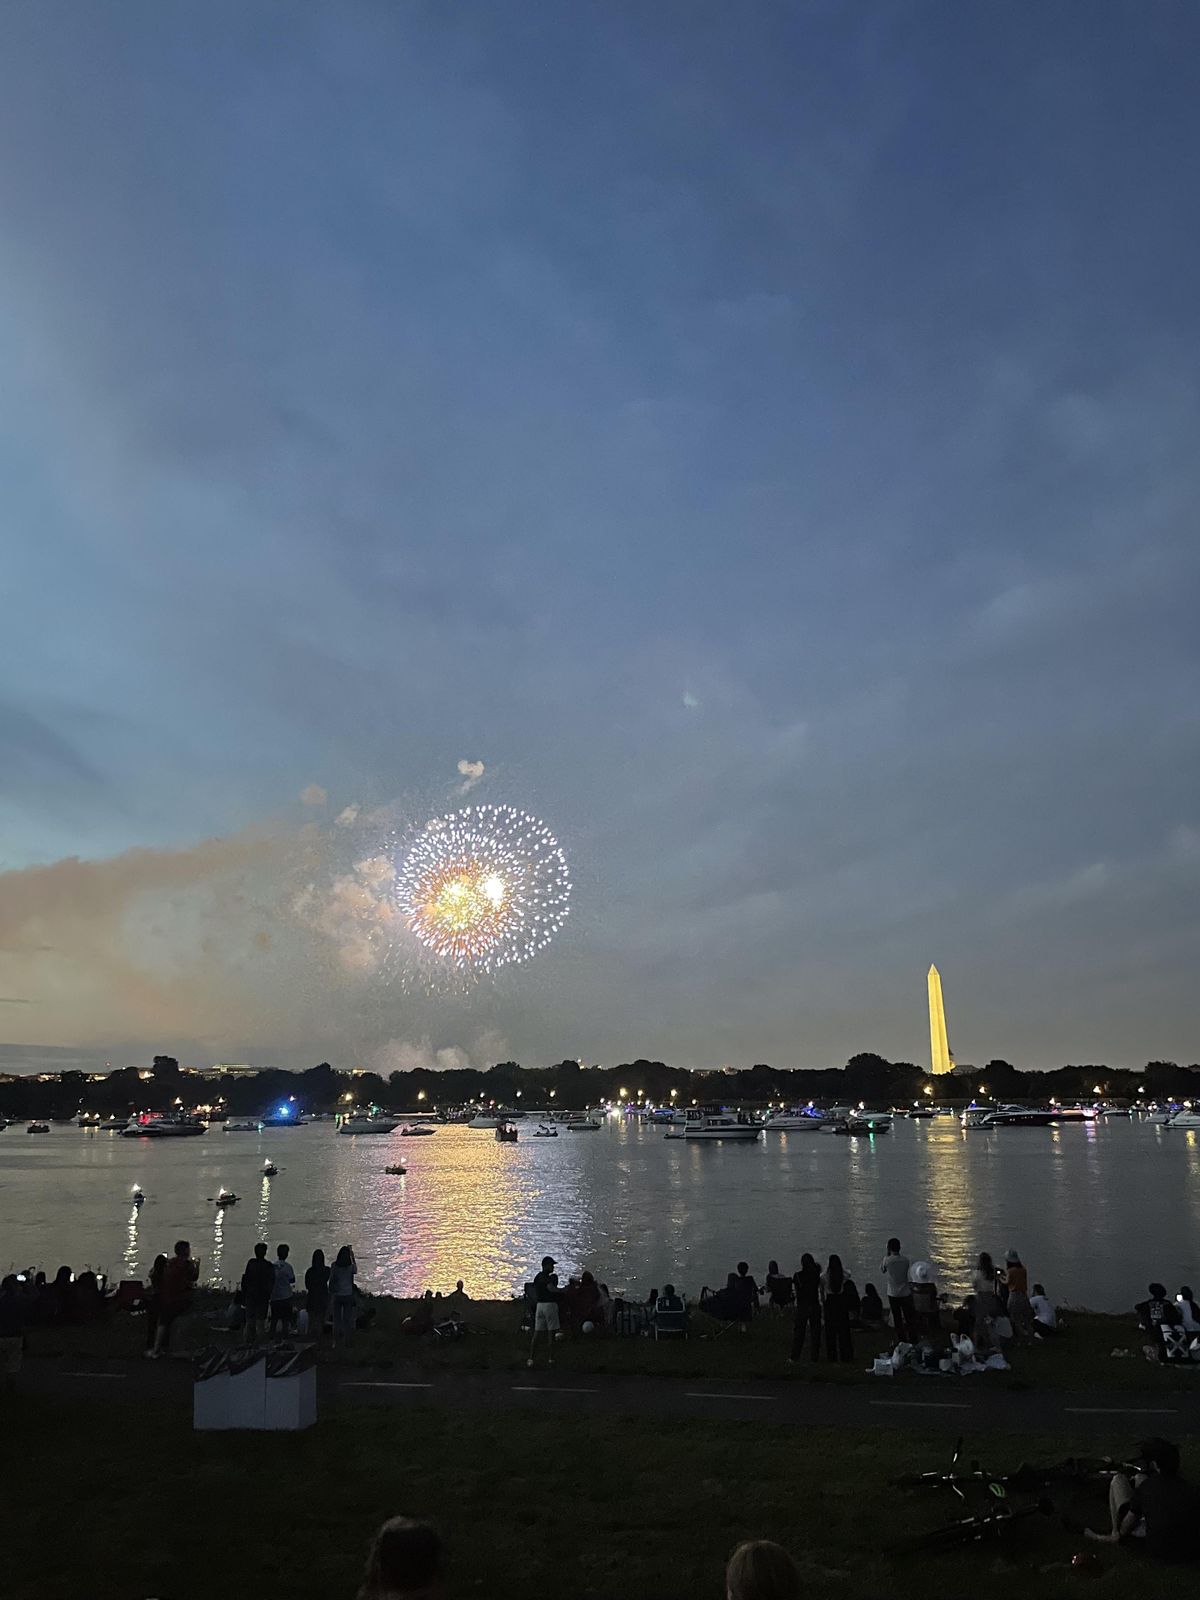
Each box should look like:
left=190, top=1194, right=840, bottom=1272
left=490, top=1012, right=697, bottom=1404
left=788, top=1253, right=822, bottom=1362
left=821, top=1253, right=854, bottom=1362
left=329, top=1244, right=358, bottom=1346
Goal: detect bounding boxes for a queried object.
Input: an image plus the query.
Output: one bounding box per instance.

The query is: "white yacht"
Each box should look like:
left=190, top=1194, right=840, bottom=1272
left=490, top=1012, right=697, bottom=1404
left=683, top=1114, right=761, bottom=1142
left=467, top=1109, right=526, bottom=1129
left=1165, top=1107, right=1200, bottom=1129
left=337, top=1114, right=400, bottom=1135
left=765, top=1109, right=827, bottom=1131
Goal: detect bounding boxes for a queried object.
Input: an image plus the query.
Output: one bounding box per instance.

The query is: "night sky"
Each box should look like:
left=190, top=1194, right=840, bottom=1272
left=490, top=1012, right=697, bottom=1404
left=2, top=4, right=1197, bottom=1074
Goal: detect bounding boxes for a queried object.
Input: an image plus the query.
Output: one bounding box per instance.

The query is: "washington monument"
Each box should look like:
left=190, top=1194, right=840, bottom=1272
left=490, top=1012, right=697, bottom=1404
left=928, top=964, right=955, bottom=1076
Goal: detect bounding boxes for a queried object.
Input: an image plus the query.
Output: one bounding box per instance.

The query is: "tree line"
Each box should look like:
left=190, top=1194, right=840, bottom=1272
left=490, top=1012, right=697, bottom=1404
left=1, top=1052, right=1197, bottom=1121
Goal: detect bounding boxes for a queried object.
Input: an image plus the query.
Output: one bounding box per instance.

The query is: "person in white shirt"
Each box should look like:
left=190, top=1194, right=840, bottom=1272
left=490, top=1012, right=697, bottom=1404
left=1029, top=1282, right=1057, bottom=1337
left=268, top=1242, right=297, bottom=1334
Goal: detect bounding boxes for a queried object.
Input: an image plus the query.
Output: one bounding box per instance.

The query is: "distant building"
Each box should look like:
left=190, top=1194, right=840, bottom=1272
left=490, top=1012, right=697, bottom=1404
left=196, top=1064, right=263, bottom=1078
left=927, top=965, right=956, bottom=1076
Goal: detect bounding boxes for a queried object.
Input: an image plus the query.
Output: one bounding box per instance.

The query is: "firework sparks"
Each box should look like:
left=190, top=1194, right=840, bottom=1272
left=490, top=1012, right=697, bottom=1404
left=396, top=804, right=571, bottom=971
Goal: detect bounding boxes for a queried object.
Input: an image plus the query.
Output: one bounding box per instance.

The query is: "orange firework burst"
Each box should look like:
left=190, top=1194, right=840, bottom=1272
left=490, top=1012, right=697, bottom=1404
left=397, top=804, right=570, bottom=971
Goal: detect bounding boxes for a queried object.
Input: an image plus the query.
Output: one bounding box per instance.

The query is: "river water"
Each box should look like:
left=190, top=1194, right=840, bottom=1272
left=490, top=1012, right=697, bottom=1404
left=1, top=1115, right=1195, bottom=1311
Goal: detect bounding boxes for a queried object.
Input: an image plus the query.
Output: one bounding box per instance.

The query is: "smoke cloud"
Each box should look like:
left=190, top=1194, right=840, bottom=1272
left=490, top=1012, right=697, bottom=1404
left=456, top=759, right=486, bottom=795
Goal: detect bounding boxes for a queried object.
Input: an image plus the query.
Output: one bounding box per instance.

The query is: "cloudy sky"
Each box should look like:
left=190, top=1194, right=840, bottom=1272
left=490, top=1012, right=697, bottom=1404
left=1, top=3, right=1197, bottom=1075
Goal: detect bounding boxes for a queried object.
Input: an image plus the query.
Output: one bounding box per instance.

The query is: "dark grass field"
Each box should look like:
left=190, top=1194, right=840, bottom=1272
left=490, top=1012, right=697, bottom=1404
left=6, top=1392, right=1182, bottom=1600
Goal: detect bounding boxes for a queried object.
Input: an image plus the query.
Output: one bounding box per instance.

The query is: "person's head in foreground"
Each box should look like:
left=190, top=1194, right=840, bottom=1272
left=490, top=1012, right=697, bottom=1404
left=726, top=1540, right=801, bottom=1600
left=359, top=1516, right=442, bottom=1599
left=1139, top=1438, right=1181, bottom=1477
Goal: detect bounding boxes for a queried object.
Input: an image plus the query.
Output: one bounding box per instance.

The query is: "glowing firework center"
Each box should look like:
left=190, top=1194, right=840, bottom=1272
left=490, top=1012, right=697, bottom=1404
left=397, top=804, right=570, bottom=971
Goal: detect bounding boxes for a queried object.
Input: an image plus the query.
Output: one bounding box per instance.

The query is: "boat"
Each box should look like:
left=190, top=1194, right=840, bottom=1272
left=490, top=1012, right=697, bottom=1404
left=765, top=1110, right=828, bottom=1131
left=565, top=1117, right=602, bottom=1131
left=261, top=1109, right=307, bottom=1127
left=962, top=1106, right=994, bottom=1129
left=907, top=1107, right=935, bottom=1119
left=101, top=1117, right=130, bottom=1132
left=214, top=1188, right=238, bottom=1206
left=533, top=1124, right=558, bottom=1137
left=1165, top=1108, right=1200, bottom=1129
left=337, top=1115, right=400, bottom=1135
left=683, top=1114, right=761, bottom=1142
left=399, top=1125, right=436, bottom=1137
left=121, top=1114, right=206, bottom=1138
left=833, top=1113, right=892, bottom=1136
left=985, top=1105, right=1054, bottom=1127
left=495, top=1122, right=519, bottom=1142
left=1045, top=1105, right=1097, bottom=1123
left=27, top=1122, right=51, bottom=1134
left=224, top=1119, right=262, bottom=1132
left=78, top=1114, right=101, bottom=1128
left=467, top=1109, right=526, bottom=1129
left=384, top=1164, right=407, bottom=1175
left=261, top=1161, right=279, bottom=1177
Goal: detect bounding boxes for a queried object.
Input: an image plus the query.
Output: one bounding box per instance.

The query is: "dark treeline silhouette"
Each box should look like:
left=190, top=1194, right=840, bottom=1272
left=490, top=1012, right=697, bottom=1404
left=1, top=1051, right=1197, bottom=1121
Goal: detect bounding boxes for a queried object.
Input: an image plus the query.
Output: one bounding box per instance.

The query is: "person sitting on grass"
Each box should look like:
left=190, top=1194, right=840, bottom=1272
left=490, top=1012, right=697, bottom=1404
left=764, top=1260, right=794, bottom=1312
left=1136, top=1282, right=1182, bottom=1360
left=859, top=1283, right=885, bottom=1328
left=1176, top=1287, right=1200, bottom=1333
left=1029, top=1283, right=1057, bottom=1337
left=1085, top=1437, right=1200, bottom=1561
left=527, top=1255, right=562, bottom=1369
left=358, top=1515, right=442, bottom=1600
left=726, top=1539, right=801, bottom=1600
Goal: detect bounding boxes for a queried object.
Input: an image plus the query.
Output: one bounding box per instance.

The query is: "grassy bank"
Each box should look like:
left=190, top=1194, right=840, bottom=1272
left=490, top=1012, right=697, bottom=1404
left=5, top=1391, right=1182, bottom=1600
left=31, top=1292, right=1199, bottom=1394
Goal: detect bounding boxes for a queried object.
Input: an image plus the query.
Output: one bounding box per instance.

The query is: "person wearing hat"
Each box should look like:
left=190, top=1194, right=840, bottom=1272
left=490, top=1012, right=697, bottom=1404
left=908, top=1260, right=940, bottom=1336
left=527, top=1255, right=562, bottom=1369
left=1085, top=1438, right=1200, bottom=1560
left=1003, top=1250, right=1033, bottom=1341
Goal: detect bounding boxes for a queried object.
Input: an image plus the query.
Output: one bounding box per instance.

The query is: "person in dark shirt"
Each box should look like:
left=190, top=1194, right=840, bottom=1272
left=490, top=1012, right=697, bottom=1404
left=305, top=1248, right=330, bottom=1340
left=1136, top=1282, right=1181, bottom=1360
left=527, top=1256, right=561, bottom=1369
left=1087, top=1437, right=1200, bottom=1561
left=788, top=1255, right=822, bottom=1362
left=729, top=1262, right=759, bottom=1331
left=149, top=1241, right=198, bottom=1358
left=764, top=1260, right=794, bottom=1312
left=241, top=1242, right=275, bottom=1344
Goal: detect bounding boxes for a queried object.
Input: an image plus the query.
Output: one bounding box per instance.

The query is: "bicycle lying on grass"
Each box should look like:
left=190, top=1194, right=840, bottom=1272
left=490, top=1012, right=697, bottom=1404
left=891, top=1437, right=1139, bottom=1551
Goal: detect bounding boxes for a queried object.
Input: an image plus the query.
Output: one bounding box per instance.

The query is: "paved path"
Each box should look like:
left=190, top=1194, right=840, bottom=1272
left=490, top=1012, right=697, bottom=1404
left=21, top=1356, right=1200, bottom=1437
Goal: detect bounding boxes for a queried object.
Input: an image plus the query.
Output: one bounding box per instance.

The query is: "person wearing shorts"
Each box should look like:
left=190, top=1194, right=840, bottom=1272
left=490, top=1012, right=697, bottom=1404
left=1086, top=1438, right=1200, bottom=1561
left=527, top=1256, right=561, bottom=1369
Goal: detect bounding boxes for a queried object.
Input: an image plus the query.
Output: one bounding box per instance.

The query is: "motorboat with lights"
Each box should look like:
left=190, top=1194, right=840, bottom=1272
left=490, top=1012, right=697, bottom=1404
left=338, top=1114, right=400, bottom=1134
left=467, top=1109, right=526, bottom=1128
left=122, top=1113, right=206, bottom=1137
left=765, top=1110, right=828, bottom=1131
left=262, top=1106, right=306, bottom=1127
left=684, top=1114, right=761, bottom=1142
left=834, top=1111, right=892, bottom=1135
left=1164, top=1107, right=1200, bottom=1129
left=985, top=1105, right=1054, bottom=1127
left=224, top=1119, right=261, bottom=1132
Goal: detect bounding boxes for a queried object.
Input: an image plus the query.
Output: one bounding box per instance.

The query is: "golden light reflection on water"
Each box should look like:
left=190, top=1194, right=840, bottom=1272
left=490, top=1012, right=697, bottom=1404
left=123, top=1204, right=141, bottom=1279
